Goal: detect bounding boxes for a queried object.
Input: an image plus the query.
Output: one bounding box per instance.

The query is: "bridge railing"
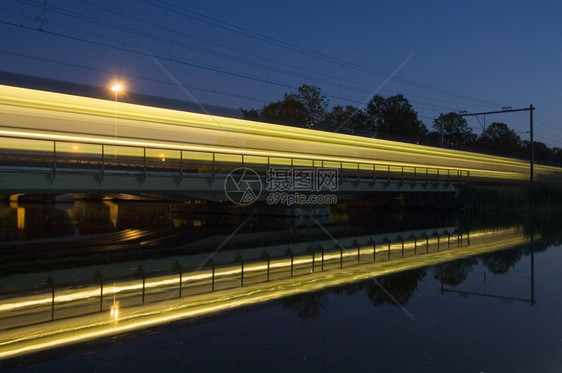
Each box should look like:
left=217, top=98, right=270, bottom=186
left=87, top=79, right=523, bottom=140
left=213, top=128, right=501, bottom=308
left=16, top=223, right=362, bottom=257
left=0, top=134, right=469, bottom=185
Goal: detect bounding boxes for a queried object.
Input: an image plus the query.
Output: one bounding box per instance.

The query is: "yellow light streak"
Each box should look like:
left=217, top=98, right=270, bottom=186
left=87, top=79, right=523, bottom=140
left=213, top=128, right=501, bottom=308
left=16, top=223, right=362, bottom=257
left=0, top=227, right=524, bottom=314
left=0, top=227, right=530, bottom=360
left=0, top=129, right=528, bottom=181
left=0, top=84, right=559, bottom=182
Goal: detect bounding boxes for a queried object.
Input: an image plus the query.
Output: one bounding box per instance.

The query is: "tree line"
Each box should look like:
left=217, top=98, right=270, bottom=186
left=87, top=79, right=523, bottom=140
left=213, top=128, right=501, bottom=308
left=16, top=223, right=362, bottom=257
left=241, top=84, right=562, bottom=166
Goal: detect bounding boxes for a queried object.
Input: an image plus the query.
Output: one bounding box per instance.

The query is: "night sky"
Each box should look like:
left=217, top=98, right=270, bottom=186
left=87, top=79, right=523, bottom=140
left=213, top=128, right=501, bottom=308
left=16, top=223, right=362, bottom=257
left=1, top=0, right=561, bottom=147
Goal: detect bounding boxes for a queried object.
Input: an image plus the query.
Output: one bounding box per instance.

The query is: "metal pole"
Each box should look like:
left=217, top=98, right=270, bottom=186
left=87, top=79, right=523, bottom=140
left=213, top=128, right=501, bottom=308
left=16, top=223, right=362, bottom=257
left=179, top=150, right=183, bottom=181
left=143, top=148, right=147, bottom=182
left=388, top=240, right=391, bottom=259
left=240, top=259, right=244, bottom=287
left=440, top=114, right=444, bottom=148
left=142, top=275, right=145, bottom=303
left=531, top=233, right=535, bottom=304
left=51, top=284, right=55, bottom=321
left=530, top=104, right=534, bottom=185
left=178, top=267, right=183, bottom=298
left=101, top=144, right=105, bottom=181
left=52, top=140, right=57, bottom=180
left=290, top=250, right=294, bottom=277
left=47, top=277, right=55, bottom=321
left=211, top=262, right=215, bottom=291
left=267, top=256, right=270, bottom=282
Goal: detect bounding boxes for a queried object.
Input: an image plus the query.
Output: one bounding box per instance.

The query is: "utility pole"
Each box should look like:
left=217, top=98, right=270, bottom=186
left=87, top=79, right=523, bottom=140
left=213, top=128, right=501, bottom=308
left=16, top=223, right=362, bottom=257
left=440, top=114, right=444, bottom=148
left=458, top=105, right=535, bottom=184
left=530, top=105, right=534, bottom=184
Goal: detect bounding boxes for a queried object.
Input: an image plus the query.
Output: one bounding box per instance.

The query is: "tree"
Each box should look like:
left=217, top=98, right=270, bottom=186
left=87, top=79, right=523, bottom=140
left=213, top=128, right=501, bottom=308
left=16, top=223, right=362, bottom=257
left=431, top=113, right=476, bottom=149
left=250, top=84, right=329, bottom=128
left=477, top=122, right=522, bottom=157
left=294, top=84, right=328, bottom=126
left=554, top=148, right=562, bottom=166
left=323, top=105, right=371, bottom=136
left=366, top=94, right=427, bottom=142
left=240, top=108, right=260, bottom=121
left=522, top=140, right=556, bottom=164
left=260, top=95, right=308, bottom=127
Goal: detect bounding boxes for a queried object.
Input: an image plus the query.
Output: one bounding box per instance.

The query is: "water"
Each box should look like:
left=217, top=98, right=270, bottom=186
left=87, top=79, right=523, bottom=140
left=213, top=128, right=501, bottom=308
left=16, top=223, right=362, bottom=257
left=5, top=244, right=562, bottom=372
left=1, top=199, right=562, bottom=372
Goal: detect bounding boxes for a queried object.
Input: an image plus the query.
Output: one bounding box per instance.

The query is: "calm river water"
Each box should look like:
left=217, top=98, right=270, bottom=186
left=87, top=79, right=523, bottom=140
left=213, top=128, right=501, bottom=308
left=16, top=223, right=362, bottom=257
left=1, top=199, right=561, bottom=372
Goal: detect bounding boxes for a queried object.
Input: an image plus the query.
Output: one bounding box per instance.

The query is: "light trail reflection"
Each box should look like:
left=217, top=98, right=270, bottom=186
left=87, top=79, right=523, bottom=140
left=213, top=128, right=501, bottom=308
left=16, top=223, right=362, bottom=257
left=0, top=228, right=515, bottom=313
left=0, top=227, right=530, bottom=360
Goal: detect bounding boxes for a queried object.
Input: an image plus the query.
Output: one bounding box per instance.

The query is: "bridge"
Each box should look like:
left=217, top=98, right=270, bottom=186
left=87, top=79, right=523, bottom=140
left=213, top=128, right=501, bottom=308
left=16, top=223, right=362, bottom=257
left=0, top=84, right=559, bottom=201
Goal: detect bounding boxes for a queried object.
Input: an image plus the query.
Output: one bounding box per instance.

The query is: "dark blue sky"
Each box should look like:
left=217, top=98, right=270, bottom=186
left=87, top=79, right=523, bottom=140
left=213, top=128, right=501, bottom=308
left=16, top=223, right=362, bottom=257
left=1, top=0, right=561, bottom=147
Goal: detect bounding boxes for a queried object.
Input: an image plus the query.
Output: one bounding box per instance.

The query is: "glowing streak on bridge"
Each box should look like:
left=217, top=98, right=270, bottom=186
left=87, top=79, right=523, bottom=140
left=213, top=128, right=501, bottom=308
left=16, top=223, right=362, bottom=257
left=0, top=84, right=560, bottom=182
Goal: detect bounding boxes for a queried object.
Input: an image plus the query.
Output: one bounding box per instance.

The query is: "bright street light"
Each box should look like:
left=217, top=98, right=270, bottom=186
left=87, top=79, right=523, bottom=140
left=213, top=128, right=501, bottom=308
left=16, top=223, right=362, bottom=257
left=110, top=81, right=124, bottom=154
left=111, top=83, right=123, bottom=102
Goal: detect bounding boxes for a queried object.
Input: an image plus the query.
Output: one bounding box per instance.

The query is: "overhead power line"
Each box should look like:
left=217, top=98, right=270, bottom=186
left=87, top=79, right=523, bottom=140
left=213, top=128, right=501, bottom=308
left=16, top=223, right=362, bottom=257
left=3, top=0, right=551, bottom=139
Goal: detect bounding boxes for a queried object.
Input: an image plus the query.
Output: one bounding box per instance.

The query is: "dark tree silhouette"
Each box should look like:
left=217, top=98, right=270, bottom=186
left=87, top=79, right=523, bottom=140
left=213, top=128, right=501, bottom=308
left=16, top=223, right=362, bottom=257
left=477, top=122, right=522, bottom=157
left=522, top=140, right=557, bottom=165
left=433, top=258, right=478, bottom=286
left=250, top=84, right=328, bottom=128
left=260, top=94, right=308, bottom=127
left=323, top=105, right=371, bottom=136
left=367, top=94, right=427, bottom=143
left=295, top=84, right=329, bottom=126
left=240, top=108, right=260, bottom=121
left=366, top=268, right=426, bottom=308
left=480, top=249, right=522, bottom=274
left=283, top=292, right=326, bottom=320
left=431, top=112, right=476, bottom=149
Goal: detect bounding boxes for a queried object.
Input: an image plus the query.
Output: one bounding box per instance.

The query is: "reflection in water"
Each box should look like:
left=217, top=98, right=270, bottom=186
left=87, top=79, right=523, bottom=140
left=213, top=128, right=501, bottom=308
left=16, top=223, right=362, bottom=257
left=480, top=248, right=522, bottom=274
left=0, top=198, right=461, bottom=276
left=282, top=241, right=537, bottom=322
left=1, top=190, right=561, bottom=371
left=0, top=201, right=76, bottom=240
left=0, top=197, right=460, bottom=241
left=283, top=268, right=429, bottom=320
left=1, top=195, right=561, bottom=365
left=283, top=292, right=326, bottom=320
left=367, top=268, right=426, bottom=308
left=5, top=238, right=558, bottom=372
left=435, top=257, right=478, bottom=286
